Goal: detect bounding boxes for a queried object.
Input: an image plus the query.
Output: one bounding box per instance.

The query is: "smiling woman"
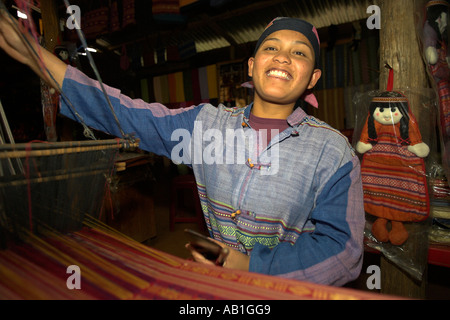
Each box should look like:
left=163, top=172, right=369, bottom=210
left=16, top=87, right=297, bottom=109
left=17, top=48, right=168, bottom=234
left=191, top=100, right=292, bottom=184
left=247, top=17, right=322, bottom=121
left=248, top=29, right=321, bottom=118
left=0, top=13, right=365, bottom=287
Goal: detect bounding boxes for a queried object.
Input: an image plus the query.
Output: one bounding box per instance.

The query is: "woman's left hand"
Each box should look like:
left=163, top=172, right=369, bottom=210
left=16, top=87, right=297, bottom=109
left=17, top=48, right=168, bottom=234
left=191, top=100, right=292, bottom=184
left=185, top=239, right=249, bottom=271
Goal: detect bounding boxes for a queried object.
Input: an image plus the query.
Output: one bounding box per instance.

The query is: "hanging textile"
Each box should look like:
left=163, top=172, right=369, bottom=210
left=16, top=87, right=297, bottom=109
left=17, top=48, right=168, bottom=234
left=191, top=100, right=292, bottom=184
left=166, top=45, right=180, bottom=62
left=140, top=78, right=150, bottom=102
left=152, top=0, right=185, bottom=23
left=206, top=64, right=218, bottom=99
left=153, top=76, right=162, bottom=103
left=198, top=66, right=209, bottom=101
left=109, top=0, right=122, bottom=33
left=142, top=47, right=155, bottom=67
left=191, top=68, right=202, bottom=104
left=174, top=71, right=185, bottom=103
left=183, top=70, right=194, bottom=104
left=167, top=73, right=177, bottom=104
left=82, top=1, right=110, bottom=39
left=159, top=75, right=170, bottom=104
left=122, top=0, right=136, bottom=28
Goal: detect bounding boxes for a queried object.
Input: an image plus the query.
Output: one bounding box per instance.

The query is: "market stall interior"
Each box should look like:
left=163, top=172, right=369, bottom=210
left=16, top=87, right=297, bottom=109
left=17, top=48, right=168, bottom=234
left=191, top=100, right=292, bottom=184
left=0, top=0, right=449, bottom=300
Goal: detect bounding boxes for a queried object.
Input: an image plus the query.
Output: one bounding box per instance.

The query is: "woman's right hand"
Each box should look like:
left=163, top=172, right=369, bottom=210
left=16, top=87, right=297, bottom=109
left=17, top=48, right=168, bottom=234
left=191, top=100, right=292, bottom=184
left=0, top=9, right=36, bottom=66
left=0, top=9, right=67, bottom=90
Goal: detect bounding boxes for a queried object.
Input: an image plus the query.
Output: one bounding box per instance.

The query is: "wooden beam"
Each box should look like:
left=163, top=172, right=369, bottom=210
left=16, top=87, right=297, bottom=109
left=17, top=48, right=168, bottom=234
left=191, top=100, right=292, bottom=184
left=105, top=0, right=291, bottom=51
left=198, top=13, right=238, bottom=47
left=379, top=0, right=428, bottom=89
left=378, top=0, right=428, bottom=299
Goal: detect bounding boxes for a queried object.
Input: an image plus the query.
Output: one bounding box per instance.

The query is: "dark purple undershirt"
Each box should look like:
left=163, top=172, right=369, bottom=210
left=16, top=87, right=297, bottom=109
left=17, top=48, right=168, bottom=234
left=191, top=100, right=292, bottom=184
left=248, top=112, right=290, bottom=149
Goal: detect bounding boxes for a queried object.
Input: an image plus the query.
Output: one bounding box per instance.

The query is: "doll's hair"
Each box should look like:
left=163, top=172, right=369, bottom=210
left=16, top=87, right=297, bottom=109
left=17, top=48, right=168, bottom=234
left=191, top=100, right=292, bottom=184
left=367, top=91, right=411, bottom=146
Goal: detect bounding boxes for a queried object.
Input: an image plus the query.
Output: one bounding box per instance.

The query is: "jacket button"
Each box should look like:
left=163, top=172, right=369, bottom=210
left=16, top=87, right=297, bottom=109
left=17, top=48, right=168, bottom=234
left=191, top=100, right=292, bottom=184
left=231, top=209, right=242, bottom=219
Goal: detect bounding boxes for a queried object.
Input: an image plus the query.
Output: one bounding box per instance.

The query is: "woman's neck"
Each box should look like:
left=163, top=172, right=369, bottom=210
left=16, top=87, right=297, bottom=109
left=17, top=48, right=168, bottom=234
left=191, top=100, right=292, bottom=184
left=251, top=100, right=295, bottom=119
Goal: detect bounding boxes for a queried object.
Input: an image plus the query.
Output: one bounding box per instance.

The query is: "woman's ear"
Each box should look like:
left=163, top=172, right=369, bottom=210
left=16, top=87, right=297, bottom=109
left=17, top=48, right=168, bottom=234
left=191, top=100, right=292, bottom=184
left=248, top=57, right=255, bottom=78
left=307, top=68, right=322, bottom=89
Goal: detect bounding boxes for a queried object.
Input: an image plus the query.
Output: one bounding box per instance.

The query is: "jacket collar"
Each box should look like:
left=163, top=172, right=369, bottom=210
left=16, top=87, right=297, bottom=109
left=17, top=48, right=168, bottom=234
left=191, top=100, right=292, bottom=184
left=244, top=102, right=308, bottom=127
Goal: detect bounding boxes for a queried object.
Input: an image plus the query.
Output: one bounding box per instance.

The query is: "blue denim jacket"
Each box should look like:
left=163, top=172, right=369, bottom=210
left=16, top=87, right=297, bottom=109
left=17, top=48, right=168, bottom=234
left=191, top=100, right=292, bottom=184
left=60, top=66, right=365, bottom=286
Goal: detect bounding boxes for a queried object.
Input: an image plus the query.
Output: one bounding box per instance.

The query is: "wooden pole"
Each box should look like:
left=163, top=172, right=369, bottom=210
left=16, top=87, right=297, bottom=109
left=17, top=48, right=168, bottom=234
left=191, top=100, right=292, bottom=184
left=378, top=0, right=428, bottom=299
left=379, top=0, right=428, bottom=89
left=40, top=0, right=60, bottom=52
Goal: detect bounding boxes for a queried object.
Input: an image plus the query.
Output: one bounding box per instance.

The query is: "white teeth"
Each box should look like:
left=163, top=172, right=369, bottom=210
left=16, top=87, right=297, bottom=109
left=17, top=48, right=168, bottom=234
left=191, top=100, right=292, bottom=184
left=267, top=70, right=290, bottom=80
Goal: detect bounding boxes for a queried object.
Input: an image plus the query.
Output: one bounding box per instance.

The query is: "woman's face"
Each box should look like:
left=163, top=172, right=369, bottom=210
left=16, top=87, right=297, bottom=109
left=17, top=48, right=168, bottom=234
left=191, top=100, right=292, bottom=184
left=373, top=106, right=403, bottom=125
left=248, top=29, right=321, bottom=106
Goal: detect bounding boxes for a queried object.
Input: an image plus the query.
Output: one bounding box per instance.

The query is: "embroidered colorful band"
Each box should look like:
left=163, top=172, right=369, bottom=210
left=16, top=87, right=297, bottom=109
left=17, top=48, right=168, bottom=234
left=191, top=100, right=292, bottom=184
left=371, top=96, right=409, bottom=103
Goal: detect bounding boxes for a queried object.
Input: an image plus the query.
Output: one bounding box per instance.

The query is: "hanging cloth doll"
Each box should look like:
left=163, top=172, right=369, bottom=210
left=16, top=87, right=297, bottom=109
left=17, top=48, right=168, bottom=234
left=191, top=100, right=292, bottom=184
left=356, top=71, right=430, bottom=245
left=422, top=0, right=450, bottom=183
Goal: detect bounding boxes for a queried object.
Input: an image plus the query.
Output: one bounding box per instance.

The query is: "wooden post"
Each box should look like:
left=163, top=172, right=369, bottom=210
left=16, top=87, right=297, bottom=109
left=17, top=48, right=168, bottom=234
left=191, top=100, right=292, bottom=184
left=378, top=0, right=428, bottom=298
left=40, top=0, right=60, bottom=52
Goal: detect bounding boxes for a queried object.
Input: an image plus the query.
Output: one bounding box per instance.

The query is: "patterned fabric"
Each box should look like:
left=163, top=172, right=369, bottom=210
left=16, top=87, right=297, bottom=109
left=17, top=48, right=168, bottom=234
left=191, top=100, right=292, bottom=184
left=82, top=5, right=110, bottom=39
left=423, top=19, right=450, bottom=181
left=361, top=138, right=429, bottom=221
left=437, top=79, right=450, bottom=139
left=360, top=125, right=429, bottom=221
left=150, top=65, right=217, bottom=108
left=428, top=39, right=450, bottom=133
left=0, top=224, right=385, bottom=300
left=311, top=28, right=378, bottom=131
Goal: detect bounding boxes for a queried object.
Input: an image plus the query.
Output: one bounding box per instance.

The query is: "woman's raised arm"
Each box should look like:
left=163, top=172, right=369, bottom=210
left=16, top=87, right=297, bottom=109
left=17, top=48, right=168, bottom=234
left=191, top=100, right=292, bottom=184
left=0, top=9, right=67, bottom=90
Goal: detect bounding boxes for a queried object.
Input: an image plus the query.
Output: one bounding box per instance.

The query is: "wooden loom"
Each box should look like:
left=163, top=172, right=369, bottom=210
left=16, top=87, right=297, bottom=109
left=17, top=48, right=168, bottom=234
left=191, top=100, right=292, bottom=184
left=0, top=138, right=137, bottom=236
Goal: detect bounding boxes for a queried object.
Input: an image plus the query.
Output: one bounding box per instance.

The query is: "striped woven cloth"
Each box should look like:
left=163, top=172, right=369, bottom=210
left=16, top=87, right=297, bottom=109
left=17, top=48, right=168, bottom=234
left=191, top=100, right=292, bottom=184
left=0, top=220, right=385, bottom=300
left=437, top=79, right=450, bottom=139
left=361, top=135, right=429, bottom=222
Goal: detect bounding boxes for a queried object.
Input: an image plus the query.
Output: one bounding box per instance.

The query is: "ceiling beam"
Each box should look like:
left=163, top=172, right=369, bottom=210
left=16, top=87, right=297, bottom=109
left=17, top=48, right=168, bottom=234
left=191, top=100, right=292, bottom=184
left=102, top=0, right=291, bottom=51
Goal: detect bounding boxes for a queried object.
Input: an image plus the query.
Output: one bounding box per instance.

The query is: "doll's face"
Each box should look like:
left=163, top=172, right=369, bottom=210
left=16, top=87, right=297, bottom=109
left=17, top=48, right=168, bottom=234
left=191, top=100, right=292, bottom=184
left=373, top=106, right=403, bottom=125
left=58, top=50, right=69, bottom=61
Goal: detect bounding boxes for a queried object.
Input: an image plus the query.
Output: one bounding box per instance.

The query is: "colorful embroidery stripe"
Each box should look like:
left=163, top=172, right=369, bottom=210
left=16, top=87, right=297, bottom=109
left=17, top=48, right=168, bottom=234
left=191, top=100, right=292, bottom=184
left=196, top=183, right=309, bottom=251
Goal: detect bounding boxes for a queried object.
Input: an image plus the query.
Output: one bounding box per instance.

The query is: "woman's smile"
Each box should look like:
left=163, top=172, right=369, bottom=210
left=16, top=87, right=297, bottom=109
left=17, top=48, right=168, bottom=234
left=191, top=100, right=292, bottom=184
left=266, top=68, right=292, bottom=80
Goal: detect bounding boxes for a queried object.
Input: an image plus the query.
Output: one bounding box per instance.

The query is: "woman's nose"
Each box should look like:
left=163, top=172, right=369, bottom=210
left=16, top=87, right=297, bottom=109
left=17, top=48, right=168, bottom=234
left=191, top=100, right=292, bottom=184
left=274, top=50, right=290, bottom=64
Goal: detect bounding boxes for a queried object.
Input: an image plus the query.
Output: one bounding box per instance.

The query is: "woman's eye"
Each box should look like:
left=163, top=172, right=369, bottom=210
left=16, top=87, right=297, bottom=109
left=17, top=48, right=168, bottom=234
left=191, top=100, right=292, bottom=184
left=293, top=51, right=305, bottom=56
left=379, top=108, right=385, bottom=112
left=264, top=46, right=277, bottom=51
left=390, top=107, right=397, bottom=112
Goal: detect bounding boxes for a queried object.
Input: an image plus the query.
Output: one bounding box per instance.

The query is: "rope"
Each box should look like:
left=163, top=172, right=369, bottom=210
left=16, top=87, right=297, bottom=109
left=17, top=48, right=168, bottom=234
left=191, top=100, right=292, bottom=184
left=62, top=0, right=131, bottom=142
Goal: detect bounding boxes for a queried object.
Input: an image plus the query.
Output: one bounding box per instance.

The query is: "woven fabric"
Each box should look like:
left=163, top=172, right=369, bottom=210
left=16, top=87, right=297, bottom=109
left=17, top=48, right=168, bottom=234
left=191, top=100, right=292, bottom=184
left=437, top=79, right=450, bottom=138
left=82, top=6, right=110, bottom=39
left=0, top=225, right=384, bottom=300
left=361, top=133, right=429, bottom=222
